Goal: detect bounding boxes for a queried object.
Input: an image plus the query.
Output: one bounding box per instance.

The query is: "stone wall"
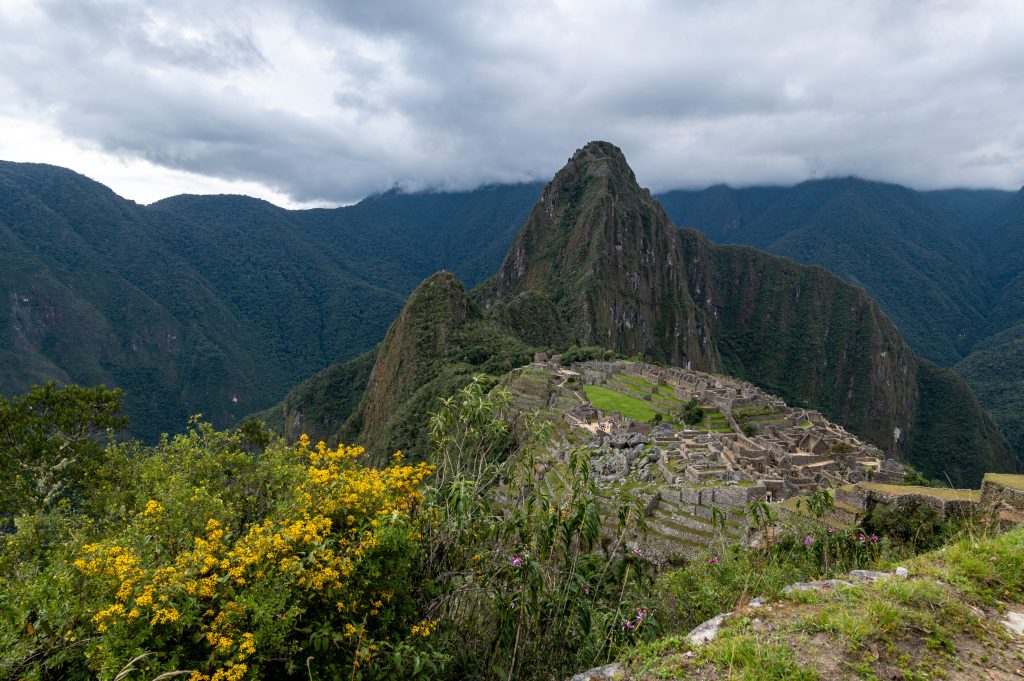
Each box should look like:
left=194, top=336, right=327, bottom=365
left=860, top=487, right=979, bottom=520
left=711, top=484, right=768, bottom=506
left=835, top=486, right=868, bottom=511
left=980, top=476, right=1024, bottom=511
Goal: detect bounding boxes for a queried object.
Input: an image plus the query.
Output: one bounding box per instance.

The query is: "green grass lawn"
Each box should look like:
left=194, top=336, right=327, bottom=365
left=583, top=385, right=659, bottom=422
left=984, top=473, right=1024, bottom=491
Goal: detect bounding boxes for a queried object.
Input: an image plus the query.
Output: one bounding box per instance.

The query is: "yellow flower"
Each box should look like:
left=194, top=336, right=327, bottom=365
left=238, top=632, right=256, bottom=657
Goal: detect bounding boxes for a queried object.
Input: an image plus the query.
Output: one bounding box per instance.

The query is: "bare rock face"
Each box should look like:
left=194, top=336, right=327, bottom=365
left=783, top=579, right=855, bottom=595
left=495, top=141, right=720, bottom=371
left=1003, top=610, right=1024, bottom=638
left=688, top=613, right=731, bottom=645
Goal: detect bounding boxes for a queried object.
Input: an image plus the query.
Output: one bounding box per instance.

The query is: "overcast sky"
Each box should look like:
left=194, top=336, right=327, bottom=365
left=1, top=0, right=1023, bottom=207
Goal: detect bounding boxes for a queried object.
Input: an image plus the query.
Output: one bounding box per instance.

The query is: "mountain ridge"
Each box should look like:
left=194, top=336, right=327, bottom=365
left=2, top=152, right=1021, bottom=478
left=657, top=178, right=1024, bottom=460
left=0, top=159, right=540, bottom=439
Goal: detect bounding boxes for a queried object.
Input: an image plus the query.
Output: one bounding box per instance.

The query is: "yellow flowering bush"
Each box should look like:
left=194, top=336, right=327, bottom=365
left=65, top=433, right=437, bottom=679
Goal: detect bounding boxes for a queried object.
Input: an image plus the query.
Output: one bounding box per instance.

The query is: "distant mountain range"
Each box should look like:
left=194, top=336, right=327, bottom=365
left=1, top=152, right=1022, bottom=481
left=0, top=160, right=540, bottom=438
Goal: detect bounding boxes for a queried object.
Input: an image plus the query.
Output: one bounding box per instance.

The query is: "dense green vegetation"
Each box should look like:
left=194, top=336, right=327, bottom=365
left=5, top=381, right=1016, bottom=680
left=958, top=325, right=1024, bottom=467
left=0, top=382, right=126, bottom=526
left=661, top=179, right=1001, bottom=365
left=0, top=160, right=540, bottom=441
left=0, top=380, right=657, bottom=680
left=257, top=350, right=377, bottom=444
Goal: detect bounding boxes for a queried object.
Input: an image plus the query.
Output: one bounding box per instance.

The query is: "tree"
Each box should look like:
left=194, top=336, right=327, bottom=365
left=746, top=499, right=776, bottom=545
left=0, top=382, right=126, bottom=523
left=680, top=399, right=704, bottom=427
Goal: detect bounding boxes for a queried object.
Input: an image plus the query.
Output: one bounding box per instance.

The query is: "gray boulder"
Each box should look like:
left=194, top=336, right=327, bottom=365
left=567, top=663, right=627, bottom=681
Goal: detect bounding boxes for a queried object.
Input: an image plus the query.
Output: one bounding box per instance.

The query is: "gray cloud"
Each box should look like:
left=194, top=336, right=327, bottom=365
left=1, top=0, right=1022, bottom=204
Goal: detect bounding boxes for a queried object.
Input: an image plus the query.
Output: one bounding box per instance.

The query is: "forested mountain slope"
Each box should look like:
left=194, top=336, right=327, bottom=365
left=0, top=160, right=539, bottom=439
left=3, top=151, right=1021, bottom=469
left=659, top=181, right=1024, bottom=459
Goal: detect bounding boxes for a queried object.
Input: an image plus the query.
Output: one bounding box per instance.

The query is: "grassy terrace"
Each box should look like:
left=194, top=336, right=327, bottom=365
left=858, top=482, right=981, bottom=502
left=583, top=385, right=658, bottom=422
left=613, top=372, right=654, bottom=390
left=704, top=410, right=732, bottom=433
left=655, top=384, right=678, bottom=398
left=612, top=374, right=684, bottom=406
left=985, top=473, right=1024, bottom=491
left=733, top=406, right=777, bottom=417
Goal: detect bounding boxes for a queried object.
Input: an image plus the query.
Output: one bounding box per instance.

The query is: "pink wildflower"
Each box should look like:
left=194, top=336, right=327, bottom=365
left=708, top=555, right=720, bottom=565
left=803, top=534, right=814, bottom=547
left=511, top=554, right=523, bottom=567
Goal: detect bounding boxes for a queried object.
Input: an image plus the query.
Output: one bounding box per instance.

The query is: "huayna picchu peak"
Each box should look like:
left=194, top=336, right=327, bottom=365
left=492, top=141, right=719, bottom=370
left=270, top=141, right=1018, bottom=487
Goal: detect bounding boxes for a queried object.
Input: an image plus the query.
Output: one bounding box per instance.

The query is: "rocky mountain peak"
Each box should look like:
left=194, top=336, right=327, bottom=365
left=495, top=141, right=719, bottom=369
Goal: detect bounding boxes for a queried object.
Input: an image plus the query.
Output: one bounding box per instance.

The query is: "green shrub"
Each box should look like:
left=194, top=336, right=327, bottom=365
left=0, top=382, right=127, bottom=526
left=0, top=421, right=439, bottom=680
left=680, top=399, right=704, bottom=426
left=560, top=346, right=616, bottom=364
left=860, top=503, right=966, bottom=553
left=421, top=377, right=655, bottom=679
left=655, top=525, right=893, bottom=634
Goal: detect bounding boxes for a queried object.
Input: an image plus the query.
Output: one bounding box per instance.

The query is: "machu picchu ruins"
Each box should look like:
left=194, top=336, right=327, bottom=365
left=500, top=355, right=1024, bottom=557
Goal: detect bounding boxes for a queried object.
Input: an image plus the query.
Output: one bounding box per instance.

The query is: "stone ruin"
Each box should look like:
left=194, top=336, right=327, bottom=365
left=502, top=357, right=920, bottom=558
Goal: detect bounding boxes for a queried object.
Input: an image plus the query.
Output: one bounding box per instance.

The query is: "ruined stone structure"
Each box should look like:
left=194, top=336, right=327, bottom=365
left=835, top=483, right=980, bottom=521
left=502, top=358, right=913, bottom=557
